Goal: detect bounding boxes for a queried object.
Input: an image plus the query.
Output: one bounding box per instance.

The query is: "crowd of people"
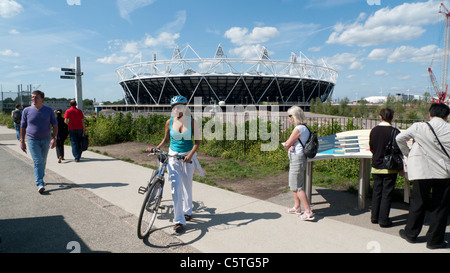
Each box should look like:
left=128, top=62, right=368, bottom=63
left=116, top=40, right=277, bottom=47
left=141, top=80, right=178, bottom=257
left=280, top=103, right=450, bottom=249
left=11, top=92, right=450, bottom=249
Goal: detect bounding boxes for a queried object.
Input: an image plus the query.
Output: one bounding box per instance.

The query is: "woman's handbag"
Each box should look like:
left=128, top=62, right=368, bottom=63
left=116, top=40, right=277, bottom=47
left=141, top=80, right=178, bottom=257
left=382, top=128, right=403, bottom=170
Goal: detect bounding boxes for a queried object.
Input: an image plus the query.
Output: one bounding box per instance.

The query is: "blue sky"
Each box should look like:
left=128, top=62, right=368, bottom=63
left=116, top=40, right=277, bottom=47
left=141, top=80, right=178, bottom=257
left=0, top=0, right=448, bottom=102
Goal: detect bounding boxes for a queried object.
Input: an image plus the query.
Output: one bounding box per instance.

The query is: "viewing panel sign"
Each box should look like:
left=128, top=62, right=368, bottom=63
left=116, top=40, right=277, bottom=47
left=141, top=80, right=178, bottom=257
left=313, top=129, right=372, bottom=160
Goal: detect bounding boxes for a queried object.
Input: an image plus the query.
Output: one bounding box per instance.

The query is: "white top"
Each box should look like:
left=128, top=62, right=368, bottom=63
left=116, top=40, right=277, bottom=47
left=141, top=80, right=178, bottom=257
left=289, top=125, right=311, bottom=155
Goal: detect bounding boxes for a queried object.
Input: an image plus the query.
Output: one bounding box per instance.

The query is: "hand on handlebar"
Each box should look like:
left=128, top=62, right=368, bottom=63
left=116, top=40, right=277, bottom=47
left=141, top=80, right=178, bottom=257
left=146, top=147, right=159, bottom=154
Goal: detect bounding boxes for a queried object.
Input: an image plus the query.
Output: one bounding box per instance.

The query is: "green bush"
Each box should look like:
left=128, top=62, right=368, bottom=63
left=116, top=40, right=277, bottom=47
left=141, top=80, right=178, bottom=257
left=0, top=112, right=14, bottom=128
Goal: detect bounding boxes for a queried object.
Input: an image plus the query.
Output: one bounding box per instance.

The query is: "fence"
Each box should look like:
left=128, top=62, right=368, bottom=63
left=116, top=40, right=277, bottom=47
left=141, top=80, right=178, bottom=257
left=100, top=109, right=427, bottom=135
left=0, top=90, right=32, bottom=113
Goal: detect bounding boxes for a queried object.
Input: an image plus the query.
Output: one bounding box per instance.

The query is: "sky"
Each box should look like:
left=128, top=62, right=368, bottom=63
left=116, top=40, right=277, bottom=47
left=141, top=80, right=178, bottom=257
left=0, top=0, right=449, bottom=103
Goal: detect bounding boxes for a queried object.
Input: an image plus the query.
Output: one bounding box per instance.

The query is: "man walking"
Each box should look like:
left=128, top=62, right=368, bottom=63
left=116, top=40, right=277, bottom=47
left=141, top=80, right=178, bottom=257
left=64, top=100, right=85, bottom=162
left=20, top=90, right=58, bottom=194
left=396, top=103, right=450, bottom=249
left=11, top=104, right=22, bottom=140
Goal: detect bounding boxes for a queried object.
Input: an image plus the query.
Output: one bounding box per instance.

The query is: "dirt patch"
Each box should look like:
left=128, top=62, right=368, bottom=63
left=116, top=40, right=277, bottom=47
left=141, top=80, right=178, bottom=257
left=89, top=142, right=289, bottom=200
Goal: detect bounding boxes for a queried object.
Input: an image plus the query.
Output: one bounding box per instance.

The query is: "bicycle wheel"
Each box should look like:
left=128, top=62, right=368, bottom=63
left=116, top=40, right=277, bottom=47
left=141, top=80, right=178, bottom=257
left=137, top=179, right=163, bottom=239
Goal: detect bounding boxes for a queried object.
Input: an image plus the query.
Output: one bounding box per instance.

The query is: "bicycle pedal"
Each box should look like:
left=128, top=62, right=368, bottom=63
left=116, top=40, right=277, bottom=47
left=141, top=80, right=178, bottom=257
left=138, top=186, right=147, bottom=194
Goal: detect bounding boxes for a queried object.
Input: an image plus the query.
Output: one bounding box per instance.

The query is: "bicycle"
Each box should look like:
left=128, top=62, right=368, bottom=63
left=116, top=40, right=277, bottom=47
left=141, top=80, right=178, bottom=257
left=137, top=148, right=188, bottom=239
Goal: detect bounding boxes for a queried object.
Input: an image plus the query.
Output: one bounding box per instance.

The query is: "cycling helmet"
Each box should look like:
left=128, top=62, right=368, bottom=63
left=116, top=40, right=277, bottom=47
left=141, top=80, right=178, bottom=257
left=170, top=95, right=187, bottom=106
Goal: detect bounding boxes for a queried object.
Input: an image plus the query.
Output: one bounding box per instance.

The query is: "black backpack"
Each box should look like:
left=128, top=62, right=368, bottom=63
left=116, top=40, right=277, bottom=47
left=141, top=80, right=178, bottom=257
left=13, top=110, right=22, bottom=124
left=299, top=125, right=319, bottom=158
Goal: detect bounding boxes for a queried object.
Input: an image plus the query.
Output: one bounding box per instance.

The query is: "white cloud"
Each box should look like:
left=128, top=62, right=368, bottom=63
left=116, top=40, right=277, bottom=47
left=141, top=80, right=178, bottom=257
left=224, top=26, right=279, bottom=46
left=229, top=44, right=266, bottom=59
left=308, top=46, right=321, bottom=52
left=375, top=70, right=389, bottom=76
left=349, top=61, right=364, bottom=70
left=327, top=23, right=424, bottom=47
left=144, top=32, right=180, bottom=47
left=327, top=0, right=441, bottom=47
left=397, top=75, right=412, bottom=80
left=47, top=67, right=60, bottom=72
left=0, top=0, right=23, bottom=18
left=323, top=52, right=365, bottom=71
left=96, top=54, right=129, bottom=64
left=367, top=48, right=393, bottom=60
left=387, top=45, right=439, bottom=64
left=160, top=10, right=186, bottom=34
left=0, top=49, right=19, bottom=56
left=117, top=0, right=156, bottom=21
left=9, top=29, right=20, bottom=35
left=122, top=41, right=139, bottom=54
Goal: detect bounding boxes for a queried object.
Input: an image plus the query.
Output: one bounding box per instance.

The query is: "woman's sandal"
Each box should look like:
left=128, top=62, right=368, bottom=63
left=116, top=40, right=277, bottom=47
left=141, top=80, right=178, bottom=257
left=285, top=207, right=302, bottom=214
left=299, top=211, right=315, bottom=221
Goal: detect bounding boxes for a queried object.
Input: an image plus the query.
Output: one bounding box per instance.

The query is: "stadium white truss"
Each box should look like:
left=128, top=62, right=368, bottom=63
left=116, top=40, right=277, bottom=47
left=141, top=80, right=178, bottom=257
left=115, top=44, right=338, bottom=105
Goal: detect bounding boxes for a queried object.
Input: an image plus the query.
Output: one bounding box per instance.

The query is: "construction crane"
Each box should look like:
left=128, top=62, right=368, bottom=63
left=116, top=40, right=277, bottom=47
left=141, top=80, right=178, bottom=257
left=428, top=2, right=450, bottom=103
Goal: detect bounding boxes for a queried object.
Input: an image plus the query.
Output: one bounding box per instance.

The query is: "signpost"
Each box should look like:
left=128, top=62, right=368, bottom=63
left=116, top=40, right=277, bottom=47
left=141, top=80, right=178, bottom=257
left=60, top=56, right=84, bottom=110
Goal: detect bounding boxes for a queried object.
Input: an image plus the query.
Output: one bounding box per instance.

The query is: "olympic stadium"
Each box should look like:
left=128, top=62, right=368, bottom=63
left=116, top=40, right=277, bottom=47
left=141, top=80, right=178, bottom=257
left=115, top=45, right=338, bottom=108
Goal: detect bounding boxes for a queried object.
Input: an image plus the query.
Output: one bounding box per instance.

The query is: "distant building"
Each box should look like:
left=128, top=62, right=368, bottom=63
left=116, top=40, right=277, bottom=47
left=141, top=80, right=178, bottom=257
left=43, top=100, right=70, bottom=111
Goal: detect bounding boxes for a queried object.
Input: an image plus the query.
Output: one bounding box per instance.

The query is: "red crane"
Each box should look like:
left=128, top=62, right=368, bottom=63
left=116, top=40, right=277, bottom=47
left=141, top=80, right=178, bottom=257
left=428, top=2, right=449, bottom=103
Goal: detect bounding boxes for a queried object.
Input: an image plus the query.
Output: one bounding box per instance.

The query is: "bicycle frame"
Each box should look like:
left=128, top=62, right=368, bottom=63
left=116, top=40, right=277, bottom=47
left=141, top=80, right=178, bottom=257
left=137, top=149, right=188, bottom=238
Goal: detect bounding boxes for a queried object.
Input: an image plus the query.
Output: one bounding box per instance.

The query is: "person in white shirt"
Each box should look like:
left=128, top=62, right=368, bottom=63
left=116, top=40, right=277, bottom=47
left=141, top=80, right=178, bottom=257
left=396, top=103, right=450, bottom=249
left=283, top=106, right=314, bottom=221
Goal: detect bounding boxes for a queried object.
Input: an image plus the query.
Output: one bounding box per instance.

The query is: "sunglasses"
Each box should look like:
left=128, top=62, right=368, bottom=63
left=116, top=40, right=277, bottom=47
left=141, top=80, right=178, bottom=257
left=172, top=103, right=187, bottom=108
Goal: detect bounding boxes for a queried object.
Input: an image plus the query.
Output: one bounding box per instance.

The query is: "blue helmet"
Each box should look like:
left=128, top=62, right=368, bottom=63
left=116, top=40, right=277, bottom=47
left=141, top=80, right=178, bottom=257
left=170, top=95, right=187, bottom=106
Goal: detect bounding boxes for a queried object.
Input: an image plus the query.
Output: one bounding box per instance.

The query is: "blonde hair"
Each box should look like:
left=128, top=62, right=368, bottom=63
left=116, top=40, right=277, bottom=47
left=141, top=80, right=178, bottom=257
left=287, top=106, right=307, bottom=125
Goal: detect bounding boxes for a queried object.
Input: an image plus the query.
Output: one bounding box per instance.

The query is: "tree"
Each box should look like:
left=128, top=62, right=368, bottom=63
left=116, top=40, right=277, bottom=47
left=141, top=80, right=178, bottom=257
left=338, top=97, right=349, bottom=116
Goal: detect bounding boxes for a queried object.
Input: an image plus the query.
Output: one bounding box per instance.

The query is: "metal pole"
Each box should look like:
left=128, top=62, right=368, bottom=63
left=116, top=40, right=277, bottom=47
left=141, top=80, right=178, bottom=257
left=75, top=56, right=83, bottom=111
left=358, top=158, right=371, bottom=210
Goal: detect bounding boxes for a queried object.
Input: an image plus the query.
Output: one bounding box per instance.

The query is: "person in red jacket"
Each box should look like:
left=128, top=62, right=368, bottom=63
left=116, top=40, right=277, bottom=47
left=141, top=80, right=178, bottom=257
left=64, top=100, right=85, bottom=162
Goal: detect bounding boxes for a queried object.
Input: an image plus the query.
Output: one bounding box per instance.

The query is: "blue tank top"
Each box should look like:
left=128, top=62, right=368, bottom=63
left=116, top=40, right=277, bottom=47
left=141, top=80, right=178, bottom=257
left=169, top=117, right=194, bottom=153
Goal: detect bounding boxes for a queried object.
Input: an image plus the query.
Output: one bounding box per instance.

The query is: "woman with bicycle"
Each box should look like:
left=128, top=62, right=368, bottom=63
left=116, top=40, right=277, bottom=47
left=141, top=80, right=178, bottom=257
left=146, top=96, right=201, bottom=233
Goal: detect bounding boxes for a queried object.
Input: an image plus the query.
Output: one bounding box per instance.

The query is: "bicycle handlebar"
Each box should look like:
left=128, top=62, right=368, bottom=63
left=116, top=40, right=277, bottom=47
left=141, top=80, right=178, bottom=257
left=148, top=148, right=192, bottom=163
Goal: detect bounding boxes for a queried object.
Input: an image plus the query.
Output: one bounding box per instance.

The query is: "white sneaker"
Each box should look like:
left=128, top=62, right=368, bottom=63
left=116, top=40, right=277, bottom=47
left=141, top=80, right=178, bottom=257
left=37, top=186, right=45, bottom=194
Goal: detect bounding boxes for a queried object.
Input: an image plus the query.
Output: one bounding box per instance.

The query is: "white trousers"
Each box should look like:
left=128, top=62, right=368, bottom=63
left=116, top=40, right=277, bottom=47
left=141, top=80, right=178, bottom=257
left=168, top=149, right=196, bottom=225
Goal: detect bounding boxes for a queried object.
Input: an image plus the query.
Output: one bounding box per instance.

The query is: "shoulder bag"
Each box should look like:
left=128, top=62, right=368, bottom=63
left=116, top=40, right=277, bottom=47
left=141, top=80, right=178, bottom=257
left=382, top=127, right=403, bottom=170
left=426, top=122, right=450, bottom=159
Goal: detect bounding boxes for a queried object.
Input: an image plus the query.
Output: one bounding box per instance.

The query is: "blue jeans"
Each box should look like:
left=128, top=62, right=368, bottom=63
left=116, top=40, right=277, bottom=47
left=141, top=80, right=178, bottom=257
left=69, top=129, right=83, bottom=161
left=27, top=138, right=51, bottom=187
left=14, top=123, right=20, bottom=140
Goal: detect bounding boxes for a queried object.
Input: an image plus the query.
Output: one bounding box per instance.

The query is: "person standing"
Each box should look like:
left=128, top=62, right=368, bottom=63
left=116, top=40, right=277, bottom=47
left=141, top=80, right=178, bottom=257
left=11, top=104, right=22, bottom=140
left=20, top=90, right=58, bottom=194
left=55, top=109, right=69, bottom=163
left=283, top=106, right=314, bottom=221
left=369, top=108, right=401, bottom=228
left=64, top=100, right=85, bottom=162
left=396, top=103, right=450, bottom=249
left=146, top=96, right=202, bottom=233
